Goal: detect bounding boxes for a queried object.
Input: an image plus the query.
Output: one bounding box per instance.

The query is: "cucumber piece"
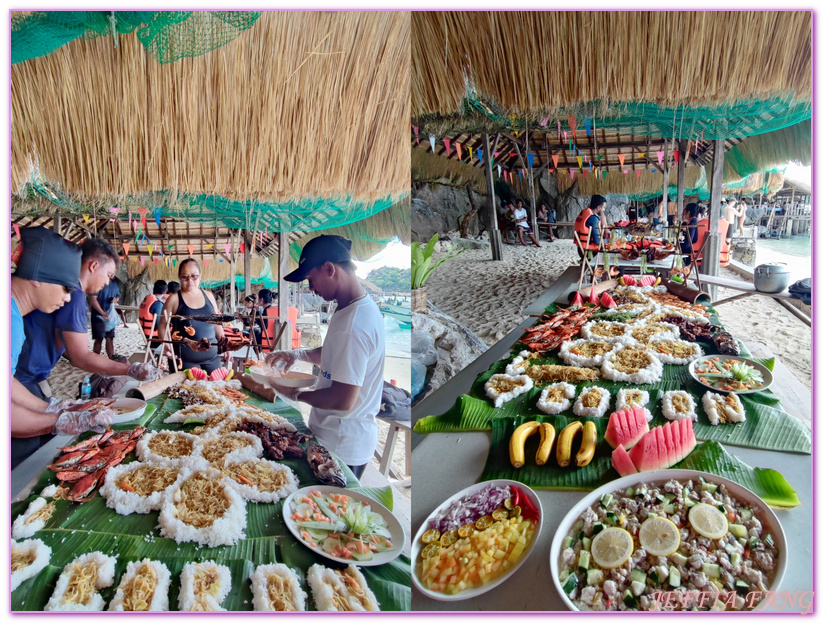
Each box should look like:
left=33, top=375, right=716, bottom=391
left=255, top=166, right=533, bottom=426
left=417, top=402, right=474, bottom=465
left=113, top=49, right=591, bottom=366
left=623, top=589, right=638, bottom=608
left=730, top=553, right=741, bottom=567
left=649, top=570, right=660, bottom=585
left=728, top=524, right=748, bottom=539
left=630, top=581, right=646, bottom=597
left=647, top=512, right=659, bottom=519
left=352, top=548, right=374, bottom=562
left=572, top=519, right=585, bottom=532
left=718, top=503, right=726, bottom=514
left=586, top=569, right=604, bottom=586
left=668, top=567, right=681, bottom=588
left=665, top=493, right=677, bottom=501
left=702, top=482, right=718, bottom=494
left=764, top=533, right=775, bottom=548
left=749, top=536, right=760, bottom=549
left=671, top=553, right=688, bottom=566
left=561, top=536, right=575, bottom=550
left=559, top=569, right=570, bottom=583
left=577, top=530, right=585, bottom=541
left=661, top=502, right=675, bottom=515
left=735, top=580, right=750, bottom=595
left=635, top=484, right=647, bottom=497
left=578, top=550, right=591, bottom=572
left=592, top=522, right=605, bottom=535
left=605, top=510, right=618, bottom=524
left=740, top=508, right=753, bottom=522
left=562, top=573, right=579, bottom=595
left=684, top=497, right=696, bottom=508
left=704, top=563, right=721, bottom=579
left=600, top=493, right=614, bottom=508
left=625, top=486, right=635, bottom=498
left=629, top=569, right=647, bottom=584
left=581, top=537, right=592, bottom=551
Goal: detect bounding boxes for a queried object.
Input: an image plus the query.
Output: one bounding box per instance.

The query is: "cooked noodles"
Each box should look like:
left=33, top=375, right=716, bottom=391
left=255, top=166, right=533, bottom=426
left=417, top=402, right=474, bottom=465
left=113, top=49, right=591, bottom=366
left=117, top=466, right=178, bottom=497
left=11, top=549, right=36, bottom=573
left=223, top=461, right=289, bottom=492
left=526, top=364, right=600, bottom=384
left=63, top=561, right=98, bottom=606
left=267, top=573, right=299, bottom=611
left=176, top=474, right=230, bottom=528
left=610, top=347, right=653, bottom=374
left=147, top=433, right=194, bottom=458
left=119, top=563, right=158, bottom=611
left=24, top=501, right=55, bottom=525
left=200, top=437, right=252, bottom=464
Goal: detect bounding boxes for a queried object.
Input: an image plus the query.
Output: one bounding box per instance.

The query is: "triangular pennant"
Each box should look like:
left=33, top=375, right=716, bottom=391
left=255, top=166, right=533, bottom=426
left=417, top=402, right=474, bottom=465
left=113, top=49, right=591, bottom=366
left=570, top=170, right=575, bottom=180
left=83, top=214, right=90, bottom=223
left=564, top=130, right=567, bottom=142
left=429, top=134, right=436, bottom=153
left=637, top=170, right=642, bottom=179
left=153, top=258, right=158, bottom=265
left=443, top=138, right=451, bottom=156
left=172, top=259, right=177, bottom=267
left=187, top=244, right=194, bottom=257
left=618, top=154, right=625, bottom=167
left=584, top=117, right=592, bottom=137
left=456, top=142, right=462, bottom=160
left=204, top=258, right=210, bottom=268
left=603, top=170, right=608, bottom=179
left=147, top=243, right=154, bottom=257
left=497, top=164, right=501, bottom=177
left=122, top=242, right=130, bottom=255
left=673, top=150, right=680, bottom=163
left=109, top=207, right=120, bottom=217
left=154, top=207, right=162, bottom=226
left=477, top=149, right=483, bottom=164
left=657, top=151, right=665, bottom=166
left=225, top=243, right=232, bottom=256
left=131, top=257, right=136, bottom=262
left=13, top=223, right=21, bottom=240
left=623, top=170, right=628, bottom=174
left=468, top=146, right=473, bottom=162
left=140, top=256, right=145, bottom=266
left=539, top=117, right=549, bottom=127
left=527, top=153, right=535, bottom=168
left=638, top=152, right=645, bottom=159
left=584, top=170, right=588, bottom=178
left=206, top=244, right=213, bottom=249
left=567, top=115, right=577, bottom=141
left=141, top=216, right=147, bottom=229
left=137, top=206, right=148, bottom=218
left=551, top=154, right=559, bottom=167
left=240, top=243, right=245, bottom=255
left=576, top=155, right=583, bottom=168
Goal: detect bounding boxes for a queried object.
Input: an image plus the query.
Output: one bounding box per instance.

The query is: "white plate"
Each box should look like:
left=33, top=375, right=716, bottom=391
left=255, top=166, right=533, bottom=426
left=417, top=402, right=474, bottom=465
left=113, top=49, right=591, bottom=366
left=689, top=355, right=773, bottom=395
left=411, top=479, right=543, bottom=601
left=249, top=368, right=317, bottom=388
left=282, top=485, right=405, bottom=567
left=108, top=398, right=148, bottom=424
left=550, top=469, right=787, bottom=611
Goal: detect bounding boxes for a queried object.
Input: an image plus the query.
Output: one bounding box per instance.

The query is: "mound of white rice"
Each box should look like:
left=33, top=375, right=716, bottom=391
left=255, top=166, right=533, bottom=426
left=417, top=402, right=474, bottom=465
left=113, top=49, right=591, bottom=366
left=307, top=564, right=379, bottom=611
left=163, top=404, right=233, bottom=424
left=250, top=563, right=307, bottom=611
left=178, top=561, right=231, bottom=611
left=615, top=388, right=653, bottom=422
left=192, top=430, right=263, bottom=467
left=702, top=391, right=746, bottom=425
left=40, top=484, right=60, bottom=498
left=108, top=558, right=171, bottom=611
left=659, top=305, right=711, bottom=325
left=504, top=354, right=531, bottom=377
left=136, top=430, right=200, bottom=466
left=629, top=322, right=680, bottom=344
left=647, top=338, right=704, bottom=365
left=157, top=468, right=247, bottom=547
left=601, top=345, right=664, bottom=385
left=100, top=461, right=185, bottom=515
left=536, top=382, right=576, bottom=415
left=484, top=374, right=533, bottom=408
left=12, top=497, right=53, bottom=539
left=573, top=386, right=611, bottom=418
left=232, top=405, right=297, bottom=432
left=11, top=538, right=52, bottom=592
left=44, top=551, right=117, bottom=611
left=559, top=339, right=617, bottom=367
left=222, top=458, right=299, bottom=503
left=580, top=320, right=634, bottom=344
left=661, top=391, right=697, bottom=421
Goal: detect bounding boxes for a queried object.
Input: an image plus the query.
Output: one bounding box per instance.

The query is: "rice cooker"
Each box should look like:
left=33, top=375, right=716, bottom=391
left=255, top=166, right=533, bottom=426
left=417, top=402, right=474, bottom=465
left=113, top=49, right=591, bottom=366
left=754, top=263, right=791, bottom=293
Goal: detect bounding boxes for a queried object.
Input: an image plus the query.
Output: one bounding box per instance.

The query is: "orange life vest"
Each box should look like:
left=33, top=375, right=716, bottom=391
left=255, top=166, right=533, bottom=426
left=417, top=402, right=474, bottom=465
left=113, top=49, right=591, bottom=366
left=574, top=207, right=600, bottom=250
left=139, top=294, right=160, bottom=338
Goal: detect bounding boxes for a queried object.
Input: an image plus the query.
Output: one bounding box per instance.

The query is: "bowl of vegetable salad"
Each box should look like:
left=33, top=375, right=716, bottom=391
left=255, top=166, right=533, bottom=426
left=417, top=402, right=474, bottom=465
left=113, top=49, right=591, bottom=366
left=689, top=355, right=773, bottom=395
left=412, top=479, right=543, bottom=601
left=283, top=486, right=405, bottom=566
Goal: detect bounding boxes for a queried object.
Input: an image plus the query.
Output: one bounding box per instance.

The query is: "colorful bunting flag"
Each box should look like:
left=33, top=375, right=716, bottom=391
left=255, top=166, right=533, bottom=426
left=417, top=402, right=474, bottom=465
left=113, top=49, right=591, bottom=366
left=584, top=117, right=592, bottom=137
left=570, top=170, right=575, bottom=180
left=13, top=223, right=21, bottom=240
left=443, top=138, right=451, bottom=155
left=497, top=164, right=501, bottom=177
left=429, top=134, right=436, bottom=153
left=638, top=152, right=645, bottom=159
left=187, top=244, right=194, bottom=256
left=656, top=151, right=664, bottom=166
left=540, top=117, right=549, bottom=127
left=140, top=257, right=145, bottom=266
left=147, top=243, right=154, bottom=257
left=552, top=154, right=559, bottom=167
left=153, top=258, right=158, bottom=265
left=224, top=243, right=232, bottom=256
left=673, top=150, right=680, bottom=163
left=137, top=206, right=148, bottom=218
left=603, top=170, right=608, bottom=179
left=468, top=146, right=473, bottom=162
left=527, top=153, right=535, bottom=168
left=83, top=214, right=90, bottom=223
left=576, top=155, right=583, bottom=168
left=204, top=258, right=210, bottom=267
left=154, top=207, right=162, bottom=226
left=240, top=243, right=245, bottom=255
left=455, top=142, right=462, bottom=160
left=567, top=115, right=577, bottom=140
left=142, top=216, right=147, bottom=230
left=122, top=242, right=130, bottom=255
left=637, top=170, right=642, bottom=179
left=477, top=149, right=483, bottom=164
left=618, top=154, right=625, bottom=167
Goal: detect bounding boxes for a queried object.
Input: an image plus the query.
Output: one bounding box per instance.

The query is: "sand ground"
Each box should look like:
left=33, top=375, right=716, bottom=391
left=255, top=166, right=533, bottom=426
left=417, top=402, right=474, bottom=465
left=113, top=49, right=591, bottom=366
left=426, top=239, right=811, bottom=390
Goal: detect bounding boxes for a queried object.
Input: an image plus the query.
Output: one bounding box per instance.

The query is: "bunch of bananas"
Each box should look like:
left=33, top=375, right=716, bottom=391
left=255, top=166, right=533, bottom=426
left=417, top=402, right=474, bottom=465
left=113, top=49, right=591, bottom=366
left=509, top=420, right=597, bottom=469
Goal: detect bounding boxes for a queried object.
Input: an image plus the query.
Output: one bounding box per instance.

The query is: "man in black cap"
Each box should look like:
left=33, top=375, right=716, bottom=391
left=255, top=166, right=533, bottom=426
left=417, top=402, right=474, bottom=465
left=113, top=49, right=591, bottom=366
left=265, top=235, right=385, bottom=479
left=11, top=228, right=114, bottom=467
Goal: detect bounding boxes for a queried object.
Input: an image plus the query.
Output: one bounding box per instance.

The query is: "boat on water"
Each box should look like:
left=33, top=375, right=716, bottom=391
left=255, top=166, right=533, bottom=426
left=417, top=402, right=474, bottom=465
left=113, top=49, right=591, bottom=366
left=380, top=296, right=412, bottom=328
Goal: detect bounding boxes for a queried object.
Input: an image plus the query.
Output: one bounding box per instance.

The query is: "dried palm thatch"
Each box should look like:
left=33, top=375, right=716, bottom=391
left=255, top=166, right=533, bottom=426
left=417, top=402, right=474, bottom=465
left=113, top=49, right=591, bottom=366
left=126, top=256, right=272, bottom=284
left=412, top=11, right=811, bottom=116
left=411, top=145, right=487, bottom=192
left=554, top=165, right=705, bottom=197
left=723, top=120, right=811, bottom=181
left=723, top=172, right=785, bottom=197
left=12, top=11, right=410, bottom=206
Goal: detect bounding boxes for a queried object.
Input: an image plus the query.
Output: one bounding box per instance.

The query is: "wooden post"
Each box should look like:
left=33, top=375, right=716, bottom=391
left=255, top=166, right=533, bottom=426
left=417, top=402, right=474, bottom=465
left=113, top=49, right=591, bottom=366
left=676, top=140, right=687, bottom=217
left=702, top=139, right=725, bottom=300
left=229, top=231, right=237, bottom=313
left=278, top=232, right=290, bottom=350
left=526, top=127, right=538, bottom=237
left=54, top=214, right=62, bottom=235
left=483, top=133, right=503, bottom=260
left=243, top=230, right=252, bottom=297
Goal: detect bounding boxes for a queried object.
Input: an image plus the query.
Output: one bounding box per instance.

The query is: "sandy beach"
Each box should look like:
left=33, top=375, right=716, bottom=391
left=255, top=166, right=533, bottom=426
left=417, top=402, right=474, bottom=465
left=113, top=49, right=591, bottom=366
left=426, top=239, right=811, bottom=390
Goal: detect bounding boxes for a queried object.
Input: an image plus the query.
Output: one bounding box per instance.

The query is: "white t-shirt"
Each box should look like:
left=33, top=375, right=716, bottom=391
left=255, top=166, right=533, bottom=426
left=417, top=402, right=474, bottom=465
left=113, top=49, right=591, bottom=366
left=308, top=295, right=385, bottom=466
left=514, top=206, right=528, bottom=227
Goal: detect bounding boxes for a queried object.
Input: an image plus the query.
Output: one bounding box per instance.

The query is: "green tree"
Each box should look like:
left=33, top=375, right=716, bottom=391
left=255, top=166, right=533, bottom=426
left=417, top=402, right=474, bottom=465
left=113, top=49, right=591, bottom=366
left=367, top=267, right=411, bottom=292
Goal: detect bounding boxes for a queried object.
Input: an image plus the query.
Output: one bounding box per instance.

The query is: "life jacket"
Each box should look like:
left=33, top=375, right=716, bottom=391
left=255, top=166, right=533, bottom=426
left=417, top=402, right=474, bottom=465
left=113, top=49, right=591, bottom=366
left=718, top=219, right=731, bottom=267
left=139, top=294, right=159, bottom=338
left=574, top=208, right=600, bottom=250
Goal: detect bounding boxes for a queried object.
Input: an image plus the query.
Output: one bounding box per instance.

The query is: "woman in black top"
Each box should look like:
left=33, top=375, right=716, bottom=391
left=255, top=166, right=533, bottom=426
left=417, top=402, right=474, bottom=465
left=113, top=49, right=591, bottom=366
left=157, top=258, right=224, bottom=372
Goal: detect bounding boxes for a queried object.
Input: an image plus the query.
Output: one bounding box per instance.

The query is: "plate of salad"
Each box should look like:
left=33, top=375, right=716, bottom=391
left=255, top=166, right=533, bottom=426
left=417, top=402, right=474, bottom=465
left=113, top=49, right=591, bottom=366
left=689, top=355, right=773, bottom=394
left=283, top=485, right=405, bottom=566
left=411, top=479, right=543, bottom=601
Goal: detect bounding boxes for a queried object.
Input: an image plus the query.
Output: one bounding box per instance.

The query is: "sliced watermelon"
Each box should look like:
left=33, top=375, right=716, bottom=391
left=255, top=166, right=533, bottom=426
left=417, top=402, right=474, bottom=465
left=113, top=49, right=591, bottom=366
left=629, top=428, right=659, bottom=472
left=612, top=444, right=638, bottom=477
left=678, top=417, right=697, bottom=458
left=627, top=419, right=697, bottom=472
left=619, top=275, right=637, bottom=286
left=670, top=417, right=682, bottom=463
left=571, top=291, right=584, bottom=307
left=663, top=422, right=679, bottom=464
left=600, top=291, right=617, bottom=308
left=186, top=367, right=208, bottom=381
left=209, top=367, right=230, bottom=381
left=588, top=286, right=599, bottom=306
left=604, top=407, right=649, bottom=450
left=653, top=426, right=669, bottom=467
left=639, top=275, right=657, bottom=287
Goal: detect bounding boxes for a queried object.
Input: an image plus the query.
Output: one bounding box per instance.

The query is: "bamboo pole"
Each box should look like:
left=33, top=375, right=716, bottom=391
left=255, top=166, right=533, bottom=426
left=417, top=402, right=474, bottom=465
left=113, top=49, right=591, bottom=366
left=702, top=139, right=725, bottom=300
left=278, top=231, right=290, bottom=350
left=244, top=229, right=252, bottom=297
left=483, top=133, right=503, bottom=260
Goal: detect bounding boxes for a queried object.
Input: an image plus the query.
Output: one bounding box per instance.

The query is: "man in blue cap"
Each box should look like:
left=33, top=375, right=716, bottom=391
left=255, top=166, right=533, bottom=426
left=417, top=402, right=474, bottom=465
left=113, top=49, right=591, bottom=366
left=265, top=235, right=385, bottom=479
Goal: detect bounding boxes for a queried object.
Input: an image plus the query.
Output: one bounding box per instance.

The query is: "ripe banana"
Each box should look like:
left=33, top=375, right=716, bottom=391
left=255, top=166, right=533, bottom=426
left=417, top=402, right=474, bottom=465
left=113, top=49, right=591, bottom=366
left=509, top=420, right=541, bottom=468
left=575, top=421, right=598, bottom=467
left=556, top=421, right=583, bottom=467
left=535, top=422, right=556, bottom=466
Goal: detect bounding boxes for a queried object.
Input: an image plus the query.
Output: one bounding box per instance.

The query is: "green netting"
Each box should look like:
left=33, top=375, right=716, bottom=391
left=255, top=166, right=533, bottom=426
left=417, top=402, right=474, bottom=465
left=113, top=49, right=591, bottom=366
left=201, top=256, right=278, bottom=290
left=624, top=166, right=710, bottom=202
left=12, top=10, right=260, bottom=65
left=15, top=180, right=405, bottom=236
left=418, top=89, right=811, bottom=142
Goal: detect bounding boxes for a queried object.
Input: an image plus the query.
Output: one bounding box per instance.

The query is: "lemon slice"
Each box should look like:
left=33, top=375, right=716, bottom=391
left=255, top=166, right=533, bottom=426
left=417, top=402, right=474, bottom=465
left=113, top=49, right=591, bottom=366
left=591, top=527, right=634, bottom=569
left=689, top=503, right=728, bottom=539
left=639, top=517, right=681, bottom=557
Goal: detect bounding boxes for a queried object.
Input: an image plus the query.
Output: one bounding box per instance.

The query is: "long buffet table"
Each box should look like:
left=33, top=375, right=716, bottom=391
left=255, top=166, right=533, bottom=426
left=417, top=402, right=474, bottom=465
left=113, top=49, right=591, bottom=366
left=410, top=268, right=812, bottom=612
left=11, top=384, right=412, bottom=611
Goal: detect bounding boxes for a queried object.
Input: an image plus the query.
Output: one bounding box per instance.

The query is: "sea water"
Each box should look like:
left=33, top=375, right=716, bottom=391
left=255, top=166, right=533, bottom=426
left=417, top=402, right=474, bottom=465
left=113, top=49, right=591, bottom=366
left=754, top=236, right=811, bottom=282
left=384, top=314, right=411, bottom=358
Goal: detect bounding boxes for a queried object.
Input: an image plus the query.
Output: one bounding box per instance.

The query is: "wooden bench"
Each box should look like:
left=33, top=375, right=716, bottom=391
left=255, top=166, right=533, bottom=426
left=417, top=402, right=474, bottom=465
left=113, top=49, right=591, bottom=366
left=373, top=416, right=411, bottom=488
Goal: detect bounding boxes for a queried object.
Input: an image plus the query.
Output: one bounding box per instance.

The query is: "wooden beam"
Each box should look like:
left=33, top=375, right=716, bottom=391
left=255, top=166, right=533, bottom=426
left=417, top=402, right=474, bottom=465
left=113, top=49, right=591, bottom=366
left=243, top=230, right=252, bottom=296
left=676, top=140, right=687, bottom=215
left=277, top=231, right=290, bottom=349
left=703, top=139, right=725, bottom=300
left=483, top=133, right=503, bottom=260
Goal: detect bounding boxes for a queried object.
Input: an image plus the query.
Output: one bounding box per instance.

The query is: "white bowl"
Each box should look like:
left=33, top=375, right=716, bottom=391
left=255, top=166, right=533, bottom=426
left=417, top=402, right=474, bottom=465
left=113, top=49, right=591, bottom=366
left=108, top=398, right=148, bottom=424
left=550, top=469, right=787, bottom=611
left=282, top=485, right=405, bottom=567
left=249, top=368, right=317, bottom=388
left=411, top=479, right=543, bottom=601
left=689, top=355, right=773, bottom=395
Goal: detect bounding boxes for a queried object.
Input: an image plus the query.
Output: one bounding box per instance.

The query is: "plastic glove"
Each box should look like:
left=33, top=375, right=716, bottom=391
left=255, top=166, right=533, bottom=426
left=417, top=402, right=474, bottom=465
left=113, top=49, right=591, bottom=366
left=127, top=362, right=162, bottom=382
left=45, top=398, right=84, bottom=414
left=53, top=407, right=115, bottom=436
left=263, top=349, right=306, bottom=372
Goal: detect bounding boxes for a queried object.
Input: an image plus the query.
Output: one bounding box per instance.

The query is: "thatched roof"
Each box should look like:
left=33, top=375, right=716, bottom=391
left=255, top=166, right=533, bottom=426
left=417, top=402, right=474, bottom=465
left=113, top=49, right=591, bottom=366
left=12, top=11, right=409, bottom=214
left=723, top=120, right=811, bottom=182
left=722, top=172, right=785, bottom=198
left=412, top=12, right=811, bottom=118
left=412, top=145, right=487, bottom=192
left=555, top=165, right=705, bottom=198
